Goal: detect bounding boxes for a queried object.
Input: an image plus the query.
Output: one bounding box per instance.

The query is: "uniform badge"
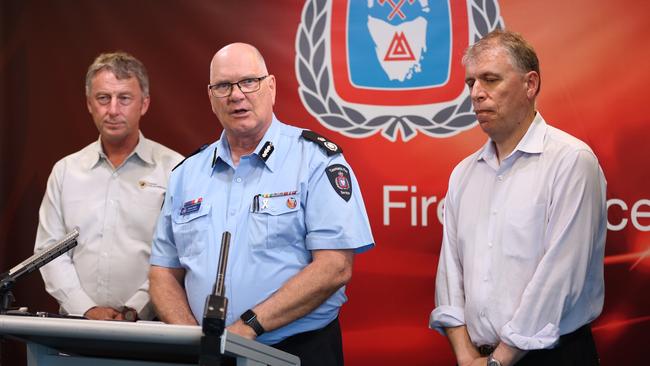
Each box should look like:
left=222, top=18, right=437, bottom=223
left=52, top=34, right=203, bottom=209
left=326, top=164, right=352, bottom=202
left=287, top=197, right=297, bottom=209
left=180, top=197, right=202, bottom=215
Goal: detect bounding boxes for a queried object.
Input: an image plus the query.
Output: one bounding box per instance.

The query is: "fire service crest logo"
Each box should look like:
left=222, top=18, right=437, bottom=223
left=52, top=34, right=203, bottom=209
left=296, top=0, right=503, bottom=142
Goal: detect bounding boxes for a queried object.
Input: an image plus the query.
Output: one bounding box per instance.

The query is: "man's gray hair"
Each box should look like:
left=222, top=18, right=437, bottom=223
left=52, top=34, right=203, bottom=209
left=85, top=51, right=150, bottom=96
left=463, top=29, right=541, bottom=95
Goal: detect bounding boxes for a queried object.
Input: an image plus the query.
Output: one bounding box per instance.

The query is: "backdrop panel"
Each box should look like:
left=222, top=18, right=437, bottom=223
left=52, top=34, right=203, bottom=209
left=1, top=1, right=648, bottom=365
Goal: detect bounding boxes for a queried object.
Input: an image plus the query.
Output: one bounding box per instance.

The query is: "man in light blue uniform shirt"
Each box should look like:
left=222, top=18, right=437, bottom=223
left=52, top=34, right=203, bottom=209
left=149, top=43, right=374, bottom=366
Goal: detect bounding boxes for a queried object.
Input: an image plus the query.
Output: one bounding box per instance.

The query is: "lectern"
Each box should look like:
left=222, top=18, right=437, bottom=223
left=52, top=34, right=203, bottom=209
left=0, top=315, right=299, bottom=366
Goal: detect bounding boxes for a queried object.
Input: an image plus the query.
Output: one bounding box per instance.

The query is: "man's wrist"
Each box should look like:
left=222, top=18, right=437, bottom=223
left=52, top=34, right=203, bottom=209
left=487, top=353, right=502, bottom=366
left=493, top=342, right=527, bottom=366
left=240, top=309, right=265, bottom=336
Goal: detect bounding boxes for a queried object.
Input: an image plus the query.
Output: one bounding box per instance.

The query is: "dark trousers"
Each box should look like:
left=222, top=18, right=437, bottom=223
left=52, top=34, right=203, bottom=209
left=515, top=324, right=599, bottom=366
left=272, top=318, right=344, bottom=366
left=473, top=325, right=599, bottom=366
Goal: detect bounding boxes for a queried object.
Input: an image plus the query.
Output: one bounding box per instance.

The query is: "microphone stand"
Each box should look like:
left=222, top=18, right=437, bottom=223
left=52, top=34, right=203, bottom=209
left=0, top=276, right=16, bottom=314
left=199, top=231, right=231, bottom=366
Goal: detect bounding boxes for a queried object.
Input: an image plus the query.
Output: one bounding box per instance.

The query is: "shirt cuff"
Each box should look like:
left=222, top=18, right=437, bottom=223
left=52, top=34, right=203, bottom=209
left=500, top=322, right=560, bottom=350
left=305, top=234, right=374, bottom=253
left=150, top=254, right=182, bottom=268
left=61, top=288, right=97, bottom=316
left=429, top=305, right=465, bottom=335
left=125, top=291, right=154, bottom=320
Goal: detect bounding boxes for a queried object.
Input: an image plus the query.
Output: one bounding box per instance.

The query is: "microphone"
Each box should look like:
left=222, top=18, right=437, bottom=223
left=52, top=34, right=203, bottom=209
left=1, top=228, right=79, bottom=312
left=199, top=231, right=231, bottom=366
left=8, top=228, right=80, bottom=280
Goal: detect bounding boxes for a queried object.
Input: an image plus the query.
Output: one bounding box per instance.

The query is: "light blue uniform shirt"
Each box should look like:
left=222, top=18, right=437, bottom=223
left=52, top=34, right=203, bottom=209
left=151, top=117, right=374, bottom=344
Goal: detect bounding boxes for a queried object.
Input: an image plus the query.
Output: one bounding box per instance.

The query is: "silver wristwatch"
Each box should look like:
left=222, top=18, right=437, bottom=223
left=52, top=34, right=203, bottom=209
left=487, top=354, right=502, bottom=366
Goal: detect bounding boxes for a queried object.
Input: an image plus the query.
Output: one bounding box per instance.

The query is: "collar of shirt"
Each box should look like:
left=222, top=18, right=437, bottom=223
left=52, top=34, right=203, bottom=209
left=82, top=131, right=153, bottom=170
left=477, top=112, right=548, bottom=165
left=211, top=115, right=283, bottom=175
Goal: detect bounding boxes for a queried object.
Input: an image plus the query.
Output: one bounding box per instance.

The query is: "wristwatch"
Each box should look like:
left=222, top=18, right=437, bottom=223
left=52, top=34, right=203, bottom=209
left=487, top=354, right=502, bottom=366
left=240, top=309, right=265, bottom=336
left=121, top=306, right=138, bottom=322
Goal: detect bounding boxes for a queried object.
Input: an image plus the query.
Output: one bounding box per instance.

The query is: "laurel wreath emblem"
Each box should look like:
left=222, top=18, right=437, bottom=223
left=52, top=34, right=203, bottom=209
left=296, top=0, right=503, bottom=141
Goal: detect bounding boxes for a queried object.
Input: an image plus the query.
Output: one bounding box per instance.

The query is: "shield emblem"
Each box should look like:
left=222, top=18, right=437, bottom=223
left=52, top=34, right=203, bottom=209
left=330, top=0, right=469, bottom=105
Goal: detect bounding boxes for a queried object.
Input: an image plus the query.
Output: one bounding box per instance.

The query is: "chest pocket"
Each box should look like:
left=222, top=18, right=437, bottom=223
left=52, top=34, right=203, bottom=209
left=248, top=194, right=303, bottom=250
left=172, top=203, right=211, bottom=258
left=502, top=203, right=546, bottom=260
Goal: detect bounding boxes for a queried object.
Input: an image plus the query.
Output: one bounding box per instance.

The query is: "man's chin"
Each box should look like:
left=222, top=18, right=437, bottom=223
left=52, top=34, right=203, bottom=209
left=100, top=129, right=133, bottom=145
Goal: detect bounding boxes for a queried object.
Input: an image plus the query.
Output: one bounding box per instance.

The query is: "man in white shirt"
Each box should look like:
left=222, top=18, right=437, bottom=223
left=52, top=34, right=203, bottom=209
left=429, top=30, right=606, bottom=366
left=34, top=52, right=183, bottom=321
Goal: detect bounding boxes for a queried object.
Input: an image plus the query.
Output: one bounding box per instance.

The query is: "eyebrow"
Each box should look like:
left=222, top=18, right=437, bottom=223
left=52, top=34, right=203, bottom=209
left=213, top=75, right=261, bottom=84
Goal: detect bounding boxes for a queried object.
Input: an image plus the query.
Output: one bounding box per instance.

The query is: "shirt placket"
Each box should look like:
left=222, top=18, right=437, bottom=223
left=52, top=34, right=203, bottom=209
left=223, top=157, right=254, bottom=322
left=478, top=159, right=511, bottom=332
left=100, top=169, right=119, bottom=305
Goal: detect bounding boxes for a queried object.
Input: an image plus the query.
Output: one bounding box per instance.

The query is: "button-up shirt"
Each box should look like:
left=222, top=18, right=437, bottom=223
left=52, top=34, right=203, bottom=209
left=151, top=117, right=374, bottom=344
left=35, top=132, right=183, bottom=319
left=430, top=113, right=607, bottom=350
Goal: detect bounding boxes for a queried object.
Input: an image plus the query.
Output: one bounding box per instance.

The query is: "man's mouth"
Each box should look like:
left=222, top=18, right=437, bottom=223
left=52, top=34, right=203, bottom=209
left=231, top=108, right=249, bottom=116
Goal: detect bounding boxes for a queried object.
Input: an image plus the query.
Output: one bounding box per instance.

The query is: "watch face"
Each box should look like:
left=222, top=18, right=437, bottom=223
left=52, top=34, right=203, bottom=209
left=487, top=356, right=502, bottom=366
left=241, top=309, right=256, bottom=322
left=122, top=308, right=138, bottom=322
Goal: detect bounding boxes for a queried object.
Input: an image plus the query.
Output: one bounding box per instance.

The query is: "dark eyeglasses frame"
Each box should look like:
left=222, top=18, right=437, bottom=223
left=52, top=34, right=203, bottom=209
left=208, top=75, right=269, bottom=98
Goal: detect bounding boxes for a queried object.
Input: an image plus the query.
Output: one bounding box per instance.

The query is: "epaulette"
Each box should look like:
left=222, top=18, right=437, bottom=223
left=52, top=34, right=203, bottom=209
left=172, top=144, right=210, bottom=171
left=301, top=130, right=343, bottom=156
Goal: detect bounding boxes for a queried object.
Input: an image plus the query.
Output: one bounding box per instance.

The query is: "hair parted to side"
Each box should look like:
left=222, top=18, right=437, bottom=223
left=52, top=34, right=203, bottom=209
left=463, top=29, right=541, bottom=95
left=85, top=51, right=150, bottom=97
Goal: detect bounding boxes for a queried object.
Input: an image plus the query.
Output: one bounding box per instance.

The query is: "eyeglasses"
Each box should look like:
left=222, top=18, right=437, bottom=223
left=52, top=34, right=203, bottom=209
left=208, top=75, right=268, bottom=98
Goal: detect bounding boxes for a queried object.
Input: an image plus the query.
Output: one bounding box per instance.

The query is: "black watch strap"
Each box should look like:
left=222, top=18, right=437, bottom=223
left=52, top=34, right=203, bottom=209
left=240, top=309, right=265, bottom=336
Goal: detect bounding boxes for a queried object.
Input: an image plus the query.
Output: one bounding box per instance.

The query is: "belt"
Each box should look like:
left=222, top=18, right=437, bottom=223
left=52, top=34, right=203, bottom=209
left=477, top=323, right=592, bottom=356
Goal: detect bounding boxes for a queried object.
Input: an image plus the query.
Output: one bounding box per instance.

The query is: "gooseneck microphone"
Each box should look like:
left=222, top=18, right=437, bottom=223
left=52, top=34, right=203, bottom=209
left=1, top=228, right=79, bottom=312
left=199, top=231, right=231, bottom=366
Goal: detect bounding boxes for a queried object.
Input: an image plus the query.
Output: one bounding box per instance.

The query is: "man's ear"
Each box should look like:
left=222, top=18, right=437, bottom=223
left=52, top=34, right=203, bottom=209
left=525, top=71, right=540, bottom=99
left=140, top=96, right=151, bottom=116
left=268, top=74, right=276, bottom=105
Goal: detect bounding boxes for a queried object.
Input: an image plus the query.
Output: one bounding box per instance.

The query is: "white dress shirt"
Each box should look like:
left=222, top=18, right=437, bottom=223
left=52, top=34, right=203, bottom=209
left=430, top=113, right=607, bottom=350
left=34, top=132, right=183, bottom=319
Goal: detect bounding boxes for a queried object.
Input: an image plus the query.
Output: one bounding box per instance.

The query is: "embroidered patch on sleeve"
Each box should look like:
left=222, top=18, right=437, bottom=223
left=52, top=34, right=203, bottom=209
left=326, top=164, right=352, bottom=202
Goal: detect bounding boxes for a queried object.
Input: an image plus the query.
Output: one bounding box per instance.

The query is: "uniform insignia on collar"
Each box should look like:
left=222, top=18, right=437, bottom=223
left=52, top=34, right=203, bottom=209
left=211, top=147, right=218, bottom=168
left=258, top=141, right=274, bottom=162
left=301, top=130, right=342, bottom=156
left=172, top=144, right=209, bottom=171
left=325, top=164, right=352, bottom=202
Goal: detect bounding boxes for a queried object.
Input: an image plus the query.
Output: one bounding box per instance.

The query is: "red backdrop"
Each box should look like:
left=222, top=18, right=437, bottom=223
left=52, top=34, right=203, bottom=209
left=1, top=1, right=648, bottom=365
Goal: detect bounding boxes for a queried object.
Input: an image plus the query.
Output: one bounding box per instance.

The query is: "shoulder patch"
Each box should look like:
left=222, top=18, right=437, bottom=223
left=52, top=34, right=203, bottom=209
left=172, top=144, right=210, bottom=171
left=301, top=130, right=342, bottom=156
left=326, top=164, right=352, bottom=202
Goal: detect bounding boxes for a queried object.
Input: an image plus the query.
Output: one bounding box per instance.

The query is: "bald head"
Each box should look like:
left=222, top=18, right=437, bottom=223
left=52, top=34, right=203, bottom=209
left=209, top=43, right=268, bottom=82
left=207, top=42, right=276, bottom=145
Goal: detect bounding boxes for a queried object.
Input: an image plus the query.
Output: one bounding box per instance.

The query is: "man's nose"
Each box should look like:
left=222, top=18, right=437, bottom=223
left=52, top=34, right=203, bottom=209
left=470, top=81, right=486, bottom=102
left=108, top=98, right=120, bottom=115
left=228, top=84, right=246, bottom=101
